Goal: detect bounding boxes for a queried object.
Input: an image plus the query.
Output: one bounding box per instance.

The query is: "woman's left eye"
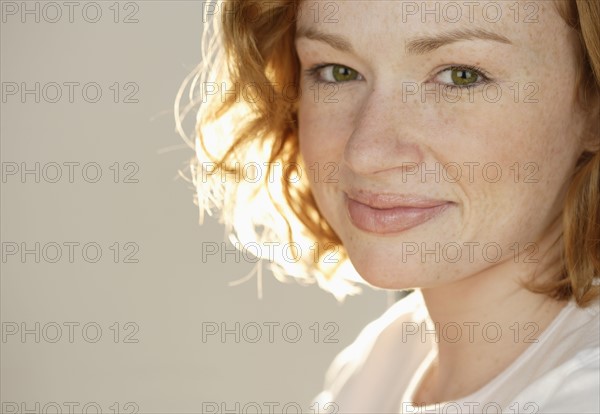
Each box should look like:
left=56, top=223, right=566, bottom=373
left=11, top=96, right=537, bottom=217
left=434, top=66, right=489, bottom=87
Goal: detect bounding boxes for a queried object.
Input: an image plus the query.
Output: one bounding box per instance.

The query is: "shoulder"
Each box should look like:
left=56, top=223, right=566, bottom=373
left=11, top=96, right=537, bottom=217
left=509, top=347, right=599, bottom=414
left=507, top=299, right=600, bottom=413
left=312, top=290, right=429, bottom=406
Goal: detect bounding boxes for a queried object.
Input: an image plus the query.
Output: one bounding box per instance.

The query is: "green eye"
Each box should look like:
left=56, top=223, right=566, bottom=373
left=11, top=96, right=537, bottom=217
left=450, top=68, right=480, bottom=86
left=432, top=65, right=488, bottom=88
left=331, top=65, right=360, bottom=82
left=306, top=63, right=364, bottom=84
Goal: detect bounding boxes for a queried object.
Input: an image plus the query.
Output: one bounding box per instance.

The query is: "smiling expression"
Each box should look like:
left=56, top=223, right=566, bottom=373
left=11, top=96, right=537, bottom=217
left=295, top=0, right=588, bottom=289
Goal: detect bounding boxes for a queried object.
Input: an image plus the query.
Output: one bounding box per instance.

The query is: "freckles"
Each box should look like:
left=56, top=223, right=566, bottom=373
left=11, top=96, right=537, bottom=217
left=439, top=102, right=462, bottom=124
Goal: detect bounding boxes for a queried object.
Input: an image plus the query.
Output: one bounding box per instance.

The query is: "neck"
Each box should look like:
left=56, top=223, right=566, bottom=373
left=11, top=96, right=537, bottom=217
left=416, top=221, right=568, bottom=404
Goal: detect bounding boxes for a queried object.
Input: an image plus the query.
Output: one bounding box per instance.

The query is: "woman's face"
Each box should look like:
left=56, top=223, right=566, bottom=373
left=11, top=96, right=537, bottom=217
left=295, top=0, right=588, bottom=289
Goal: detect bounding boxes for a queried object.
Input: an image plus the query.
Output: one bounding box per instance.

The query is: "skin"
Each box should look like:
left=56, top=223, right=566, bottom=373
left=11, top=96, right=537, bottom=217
left=295, top=0, right=592, bottom=405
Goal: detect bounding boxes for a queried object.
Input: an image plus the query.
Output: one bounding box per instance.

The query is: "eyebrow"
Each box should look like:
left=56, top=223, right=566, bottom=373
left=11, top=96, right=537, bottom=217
left=405, top=28, right=512, bottom=54
left=295, top=26, right=354, bottom=53
left=295, top=26, right=512, bottom=55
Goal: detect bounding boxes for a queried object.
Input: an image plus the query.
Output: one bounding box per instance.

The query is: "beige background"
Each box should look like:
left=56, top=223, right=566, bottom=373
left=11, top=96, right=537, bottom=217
left=0, top=2, right=390, bottom=412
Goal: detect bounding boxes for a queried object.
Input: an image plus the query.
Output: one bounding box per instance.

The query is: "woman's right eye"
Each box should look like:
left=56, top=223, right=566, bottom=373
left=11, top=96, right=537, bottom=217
left=305, top=64, right=364, bottom=84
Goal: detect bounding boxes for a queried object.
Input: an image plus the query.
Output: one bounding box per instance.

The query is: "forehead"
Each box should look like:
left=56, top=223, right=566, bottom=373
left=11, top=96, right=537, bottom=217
left=295, top=0, right=562, bottom=45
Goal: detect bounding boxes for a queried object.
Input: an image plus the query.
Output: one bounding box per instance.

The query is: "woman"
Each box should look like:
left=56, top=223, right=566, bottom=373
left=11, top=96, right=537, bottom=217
left=183, top=0, right=599, bottom=412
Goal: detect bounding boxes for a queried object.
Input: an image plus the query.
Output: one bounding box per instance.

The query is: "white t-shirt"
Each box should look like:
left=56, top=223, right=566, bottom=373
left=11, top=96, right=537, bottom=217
left=312, top=290, right=600, bottom=413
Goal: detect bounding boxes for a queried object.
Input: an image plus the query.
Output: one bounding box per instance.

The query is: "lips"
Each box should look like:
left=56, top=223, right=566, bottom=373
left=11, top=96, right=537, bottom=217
left=345, top=191, right=453, bottom=234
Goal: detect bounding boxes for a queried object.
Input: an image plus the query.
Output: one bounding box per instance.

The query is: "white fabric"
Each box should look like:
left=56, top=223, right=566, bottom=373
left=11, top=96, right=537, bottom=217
left=312, top=290, right=600, bottom=413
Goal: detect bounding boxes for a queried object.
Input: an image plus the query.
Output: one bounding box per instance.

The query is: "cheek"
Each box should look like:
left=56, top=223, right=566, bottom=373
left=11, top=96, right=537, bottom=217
left=297, top=99, right=353, bottom=234
left=297, top=107, right=323, bottom=166
left=298, top=99, right=352, bottom=163
left=434, top=88, right=583, bottom=246
left=297, top=93, right=358, bottom=191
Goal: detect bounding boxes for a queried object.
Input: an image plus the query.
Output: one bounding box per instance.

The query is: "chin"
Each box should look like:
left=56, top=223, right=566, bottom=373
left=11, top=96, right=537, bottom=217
left=347, top=254, right=424, bottom=290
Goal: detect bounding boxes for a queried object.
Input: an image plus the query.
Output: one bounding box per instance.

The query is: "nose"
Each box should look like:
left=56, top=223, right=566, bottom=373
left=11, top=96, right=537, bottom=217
left=343, top=88, right=425, bottom=176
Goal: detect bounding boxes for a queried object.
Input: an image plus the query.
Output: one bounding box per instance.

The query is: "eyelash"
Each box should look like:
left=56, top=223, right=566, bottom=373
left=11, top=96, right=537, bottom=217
left=304, top=63, right=361, bottom=85
left=437, top=64, right=491, bottom=90
left=303, top=63, right=492, bottom=89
